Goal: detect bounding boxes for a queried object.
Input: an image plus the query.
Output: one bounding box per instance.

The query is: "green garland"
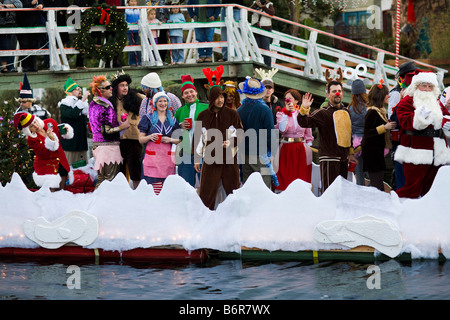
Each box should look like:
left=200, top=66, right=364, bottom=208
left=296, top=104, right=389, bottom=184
left=74, top=3, right=128, bottom=61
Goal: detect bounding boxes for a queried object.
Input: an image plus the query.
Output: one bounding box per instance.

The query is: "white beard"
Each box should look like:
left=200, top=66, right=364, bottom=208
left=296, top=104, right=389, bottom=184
left=413, top=89, right=443, bottom=129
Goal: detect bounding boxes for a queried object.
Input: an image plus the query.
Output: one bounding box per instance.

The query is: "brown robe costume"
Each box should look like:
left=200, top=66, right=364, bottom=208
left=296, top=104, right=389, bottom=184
left=297, top=102, right=352, bottom=193
left=195, top=89, right=243, bottom=210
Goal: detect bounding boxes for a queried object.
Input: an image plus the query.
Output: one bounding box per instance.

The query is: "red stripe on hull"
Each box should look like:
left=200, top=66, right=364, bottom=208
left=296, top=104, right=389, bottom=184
left=0, top=246, right=208, bottom=262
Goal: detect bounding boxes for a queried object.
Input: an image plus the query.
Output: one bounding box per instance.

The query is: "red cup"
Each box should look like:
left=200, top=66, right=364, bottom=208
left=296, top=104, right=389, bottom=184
left=391, top=129, right=400, bottom=141
left=348, top=161, right=357, bottom=172
left=155, top=133, right=162, bottom=144
left=185, top=118, right=193, bottom=129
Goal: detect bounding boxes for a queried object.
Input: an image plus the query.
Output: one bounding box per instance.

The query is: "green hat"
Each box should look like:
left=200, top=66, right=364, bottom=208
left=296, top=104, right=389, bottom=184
left=64, top=77, right=80, bottom=93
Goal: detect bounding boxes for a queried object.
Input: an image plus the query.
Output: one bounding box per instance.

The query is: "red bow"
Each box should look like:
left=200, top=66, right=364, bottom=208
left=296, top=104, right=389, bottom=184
left=97, top=7, right=110, bottom=25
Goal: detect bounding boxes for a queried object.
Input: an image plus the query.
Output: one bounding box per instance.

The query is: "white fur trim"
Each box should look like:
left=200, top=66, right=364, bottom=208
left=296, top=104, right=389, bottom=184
left=67, top=169, right=74, bottom=185
left=61, top=124, right=74, bottom=140
left=433, top=138, right=450, bottom=166
left=22, top=126, right=36, bottom=138
left=33, top=172, right=61, bottom=188
left=45, top=134, right=59, bottom=151
left=394, top=145, right=433, bottom=165
left=411, top=72, right=439, bottom=88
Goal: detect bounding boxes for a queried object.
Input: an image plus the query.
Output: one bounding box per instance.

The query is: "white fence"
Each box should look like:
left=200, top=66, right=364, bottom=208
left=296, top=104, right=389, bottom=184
left=0, top=4, right=447, bottom=90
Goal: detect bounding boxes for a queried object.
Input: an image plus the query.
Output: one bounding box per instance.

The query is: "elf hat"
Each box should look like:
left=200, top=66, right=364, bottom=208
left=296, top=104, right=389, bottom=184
left=64, top=77, right=80, bottom=94
left=17, top=74, right=36, bottom=102
left=141, top=72, right=162, bottom=88
left=181, top=75, right=196, bottom=94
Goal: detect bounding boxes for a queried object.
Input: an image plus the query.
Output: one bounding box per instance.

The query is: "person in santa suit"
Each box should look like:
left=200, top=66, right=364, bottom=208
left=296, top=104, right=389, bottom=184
left=13, top=112, right=74, bottom=191
left=394, top=70, right=450, bottom=198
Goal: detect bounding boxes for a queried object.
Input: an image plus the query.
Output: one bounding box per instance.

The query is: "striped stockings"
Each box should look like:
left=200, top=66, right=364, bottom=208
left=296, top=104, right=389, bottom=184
left=152, top=181, right=163, bottom=195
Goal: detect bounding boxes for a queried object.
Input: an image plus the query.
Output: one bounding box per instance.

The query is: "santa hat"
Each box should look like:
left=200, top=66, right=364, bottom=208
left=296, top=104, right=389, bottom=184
left=64, top=77, right=80, bottom=94
left=404, top=70, right=440, bottom=97
left=13, top=112, right=44, bottom=138
left=181, top=75, right=196, bottom=93
left=17, top=74, right=36, bottom=102
left=14, top=112, right=34, bottom=131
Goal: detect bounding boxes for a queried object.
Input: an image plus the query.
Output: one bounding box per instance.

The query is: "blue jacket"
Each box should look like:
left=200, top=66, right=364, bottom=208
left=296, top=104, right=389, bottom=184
left=237, top=98, right=275, bottom=155
left=168, top=12, right=186, bottom=37
left=187, top=0, right=220, bottom=22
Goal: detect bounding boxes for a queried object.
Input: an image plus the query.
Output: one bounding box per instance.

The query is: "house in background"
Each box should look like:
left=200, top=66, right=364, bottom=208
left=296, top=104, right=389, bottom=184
left=334, top=0, right=394, bottom=41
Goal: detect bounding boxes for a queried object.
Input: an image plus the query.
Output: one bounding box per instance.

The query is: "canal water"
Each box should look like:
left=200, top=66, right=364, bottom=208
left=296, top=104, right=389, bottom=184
left=1, top=257, right=450, bottom=301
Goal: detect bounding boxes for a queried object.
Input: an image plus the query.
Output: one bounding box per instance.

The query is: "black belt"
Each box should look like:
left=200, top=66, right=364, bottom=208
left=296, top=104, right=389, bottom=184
left=404, top=129, right=443, bottom=138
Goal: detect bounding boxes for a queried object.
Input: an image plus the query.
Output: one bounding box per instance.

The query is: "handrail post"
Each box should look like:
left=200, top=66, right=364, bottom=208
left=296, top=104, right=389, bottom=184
left=304, top=30, right=322, bottom=80
left=374, top=52, right=387, bottom=85
left=240, top=7, right=263, bottom=64
left=46, top=10, right=61, bottom=71
left=224, top=6, right=234, bottom=61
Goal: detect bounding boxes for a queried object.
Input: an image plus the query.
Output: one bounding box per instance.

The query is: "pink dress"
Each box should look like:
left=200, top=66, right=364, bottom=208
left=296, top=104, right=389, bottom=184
left=275, top=107, right=314, bottom=190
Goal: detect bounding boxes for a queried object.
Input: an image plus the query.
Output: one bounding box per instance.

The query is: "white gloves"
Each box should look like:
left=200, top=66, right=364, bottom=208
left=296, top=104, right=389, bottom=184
left=419, top=106, right=431, bottom=119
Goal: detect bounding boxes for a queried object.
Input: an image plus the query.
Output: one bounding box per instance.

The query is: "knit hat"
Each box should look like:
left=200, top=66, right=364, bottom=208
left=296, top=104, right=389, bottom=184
left=181, top=75, right=196, bottom=93
left=351, top=79, right=366, bottom=95
left=18, top=74, right=35, bottom=102
left=141, top=72, right=162, bottom=88
left=152, top=91, right=170, bottom=107
left=64, top=77, right=80, bottom=94
left=111, top=70, right=132, bottom=87
left=238, top=77, right=266, bottom=99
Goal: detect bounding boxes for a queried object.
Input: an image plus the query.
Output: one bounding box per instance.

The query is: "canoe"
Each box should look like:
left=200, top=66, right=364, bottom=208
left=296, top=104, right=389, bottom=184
left=0, top=245, right=209, bottom=263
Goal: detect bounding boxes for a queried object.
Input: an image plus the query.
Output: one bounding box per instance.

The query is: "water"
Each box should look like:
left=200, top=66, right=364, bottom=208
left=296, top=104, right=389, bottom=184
left=1, top=258, right=450, bottom=301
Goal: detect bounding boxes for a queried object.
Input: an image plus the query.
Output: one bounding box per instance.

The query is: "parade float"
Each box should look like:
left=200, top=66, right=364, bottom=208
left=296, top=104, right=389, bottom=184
left=1, top=161, right=450, bottom=264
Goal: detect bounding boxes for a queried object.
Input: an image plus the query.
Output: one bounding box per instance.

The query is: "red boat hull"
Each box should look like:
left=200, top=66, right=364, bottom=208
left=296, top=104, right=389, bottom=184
left=0, top=246, right=208, bottom=263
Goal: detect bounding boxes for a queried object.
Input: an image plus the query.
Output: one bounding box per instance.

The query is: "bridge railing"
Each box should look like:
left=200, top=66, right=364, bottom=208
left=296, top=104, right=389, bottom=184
left=0, top=4, right=446, bottom=90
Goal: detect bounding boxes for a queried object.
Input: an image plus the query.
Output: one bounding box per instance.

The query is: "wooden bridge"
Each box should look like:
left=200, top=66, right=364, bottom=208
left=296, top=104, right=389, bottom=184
left=0, top=4, right=447, bottom=105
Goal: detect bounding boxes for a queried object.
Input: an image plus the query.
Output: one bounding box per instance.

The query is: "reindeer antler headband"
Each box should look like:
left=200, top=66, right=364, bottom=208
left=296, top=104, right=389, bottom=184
left=203, top=65, right=224, bottom=95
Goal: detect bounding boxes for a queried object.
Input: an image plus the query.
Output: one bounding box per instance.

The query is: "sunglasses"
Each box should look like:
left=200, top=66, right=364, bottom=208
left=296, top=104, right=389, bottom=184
left=100, top=85, right=112, bottom=90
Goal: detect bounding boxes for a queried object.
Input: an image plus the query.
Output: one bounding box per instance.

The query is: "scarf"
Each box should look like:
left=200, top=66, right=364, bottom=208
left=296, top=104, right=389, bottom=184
left=366, top=106, right=392, bottom=150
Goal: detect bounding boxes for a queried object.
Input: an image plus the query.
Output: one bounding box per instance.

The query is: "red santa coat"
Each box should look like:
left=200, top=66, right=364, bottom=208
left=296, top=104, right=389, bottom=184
left=394, top=95, right=450, bottom=198
left=394, top=95, right=450, bottom=166
left=27, top=118, right=73, bottom=188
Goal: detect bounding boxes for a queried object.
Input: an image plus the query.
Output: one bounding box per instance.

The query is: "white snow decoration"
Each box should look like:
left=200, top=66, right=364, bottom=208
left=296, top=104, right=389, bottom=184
left=23, top=210, right=98, bottom=249
left=1, top=165, right=450, bottom=260
left=313, top=215, right=403, bottom=258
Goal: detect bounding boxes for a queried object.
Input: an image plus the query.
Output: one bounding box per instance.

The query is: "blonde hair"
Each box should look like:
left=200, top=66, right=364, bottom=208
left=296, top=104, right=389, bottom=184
left=147, top=7, right=156, bottom=17
left=90, top=75, right=107, bottom=97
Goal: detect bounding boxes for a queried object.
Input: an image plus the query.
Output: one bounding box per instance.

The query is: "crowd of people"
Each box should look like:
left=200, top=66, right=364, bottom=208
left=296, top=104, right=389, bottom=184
left=12, top=59, right=450, bottom=209
left=0, top=0, right=275, bottom=72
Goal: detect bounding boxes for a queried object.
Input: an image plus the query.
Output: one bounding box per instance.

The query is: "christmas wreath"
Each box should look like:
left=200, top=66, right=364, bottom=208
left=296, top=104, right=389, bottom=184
left=74, top=3, right=128, bottom=61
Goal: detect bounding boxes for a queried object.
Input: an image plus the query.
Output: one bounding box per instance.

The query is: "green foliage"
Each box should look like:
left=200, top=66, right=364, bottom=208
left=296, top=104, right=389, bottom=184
left=0, top=100, right=36, bottom=188
left=74, top=3, right=128, bottom=61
